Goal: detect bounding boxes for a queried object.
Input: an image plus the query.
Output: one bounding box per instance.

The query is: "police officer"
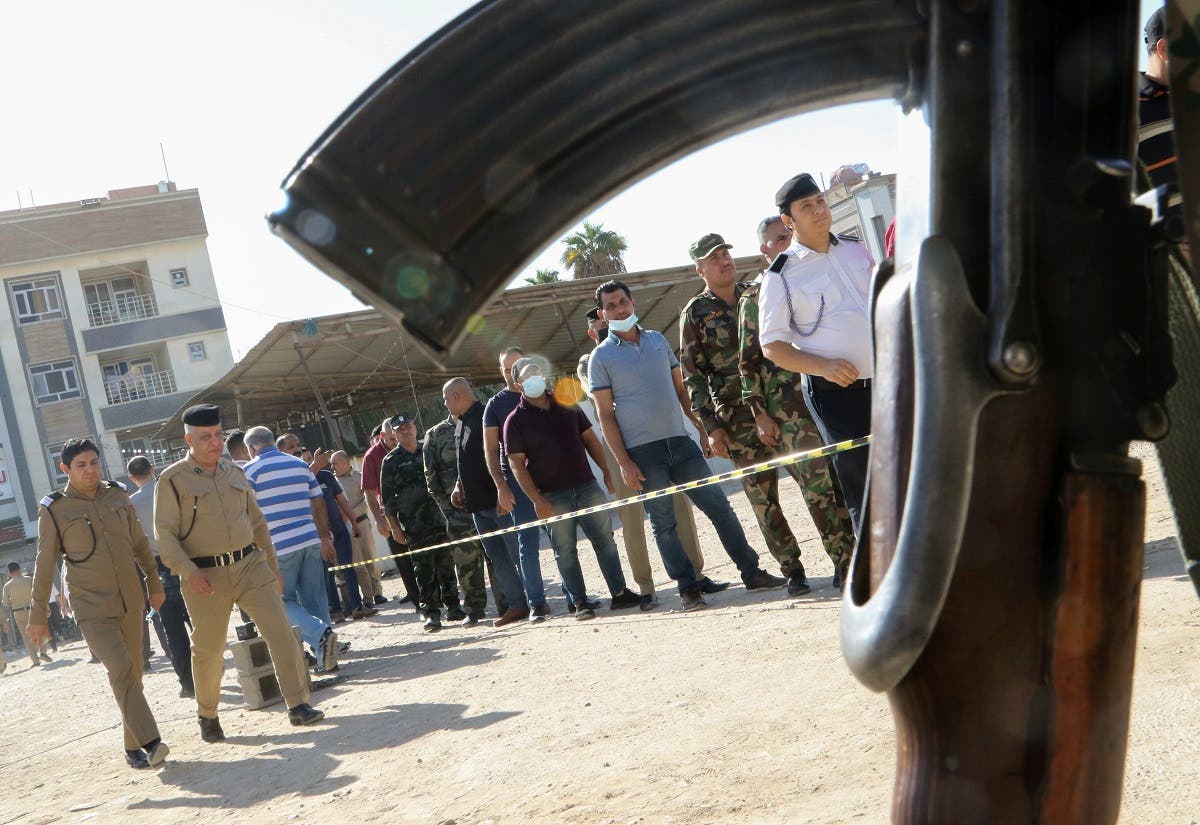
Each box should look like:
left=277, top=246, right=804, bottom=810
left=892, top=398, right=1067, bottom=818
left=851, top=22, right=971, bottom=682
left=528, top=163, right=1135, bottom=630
left=4, top=561, right=52, bottom=666
left=739, top=217, right=858, bottom=589
left=155, top=404, right=324, bottom=742
left=758, top=174, right=874, bottom=531
left=423, top=413, right=496, bottom=625
left=26, top=438, right=169, bottom=769
left=380, top=414, right=463, bottom=632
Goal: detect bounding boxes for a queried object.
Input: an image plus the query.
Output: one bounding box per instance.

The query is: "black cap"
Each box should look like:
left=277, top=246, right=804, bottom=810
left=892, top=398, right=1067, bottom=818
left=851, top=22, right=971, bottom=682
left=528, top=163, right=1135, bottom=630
left=775, top=173, right=821, bottom=212
left=389, top=413, right=414, bottom=427
left=1145, top=7, right=1166, bottom=44
left=182, top=404, right=221, bottom=427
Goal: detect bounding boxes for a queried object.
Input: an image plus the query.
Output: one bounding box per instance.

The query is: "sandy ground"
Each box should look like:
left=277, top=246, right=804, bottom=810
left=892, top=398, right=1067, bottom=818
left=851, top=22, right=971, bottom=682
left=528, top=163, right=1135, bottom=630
left=0, top=443, right=1196, bottom=825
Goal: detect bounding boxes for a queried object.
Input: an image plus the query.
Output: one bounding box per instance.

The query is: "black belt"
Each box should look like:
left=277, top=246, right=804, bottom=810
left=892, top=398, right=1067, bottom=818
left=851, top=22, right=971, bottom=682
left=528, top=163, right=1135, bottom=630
left=808, top=376, right=873, bottom=392
left=11, top=605, right=29, bottom=612
left=192, top=544, right=258, bottom=569
left=355, top=514, right=370, bottom=523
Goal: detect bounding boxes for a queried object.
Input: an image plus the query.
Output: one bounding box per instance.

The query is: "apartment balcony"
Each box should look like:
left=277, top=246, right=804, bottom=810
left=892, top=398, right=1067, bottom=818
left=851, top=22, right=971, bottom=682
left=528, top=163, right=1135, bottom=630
left=98, top=369, right=194, bottom=431
left=104, top=369, right=177, bottom=405
left=87, top=293, right=159, bottom=327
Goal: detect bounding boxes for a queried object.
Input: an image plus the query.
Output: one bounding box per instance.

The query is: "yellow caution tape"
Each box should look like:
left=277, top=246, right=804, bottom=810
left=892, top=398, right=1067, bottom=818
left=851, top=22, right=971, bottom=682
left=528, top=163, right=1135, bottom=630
left=330, top=435, right=870, bottom=572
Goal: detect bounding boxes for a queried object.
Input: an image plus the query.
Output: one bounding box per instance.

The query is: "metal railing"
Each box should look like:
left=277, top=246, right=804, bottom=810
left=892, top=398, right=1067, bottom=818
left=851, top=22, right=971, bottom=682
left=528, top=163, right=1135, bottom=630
left=103, top=369, right=177, bottom=405
left=87, top=292, right=159, bottom=327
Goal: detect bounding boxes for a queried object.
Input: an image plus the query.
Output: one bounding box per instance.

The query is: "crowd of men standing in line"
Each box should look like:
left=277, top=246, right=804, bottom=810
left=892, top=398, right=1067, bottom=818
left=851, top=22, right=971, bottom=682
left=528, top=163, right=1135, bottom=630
left=1, top=168, right=876, bottom=770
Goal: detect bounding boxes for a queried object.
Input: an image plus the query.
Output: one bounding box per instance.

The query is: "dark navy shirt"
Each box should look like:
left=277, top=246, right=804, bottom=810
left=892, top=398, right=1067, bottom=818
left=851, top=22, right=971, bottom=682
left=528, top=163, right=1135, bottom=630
left=503, top=394, right=595, bottom=494
left=315, top=468, right=349, bottom=539
left=483, top=388, right=522, bottom=475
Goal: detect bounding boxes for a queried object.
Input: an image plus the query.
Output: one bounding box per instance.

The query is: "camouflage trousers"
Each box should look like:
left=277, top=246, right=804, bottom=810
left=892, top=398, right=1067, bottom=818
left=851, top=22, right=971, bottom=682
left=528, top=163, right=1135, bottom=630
left=409, top=527, right=462, bottom=617
left=724, top=408, right=856, bottom=575
left=443, top=509, right=507, bottom=617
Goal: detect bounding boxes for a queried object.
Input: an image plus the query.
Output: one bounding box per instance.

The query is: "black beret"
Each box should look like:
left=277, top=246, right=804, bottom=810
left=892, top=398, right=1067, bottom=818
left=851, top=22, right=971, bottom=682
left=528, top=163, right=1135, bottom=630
left=775, top=173, right=821, bottom=211
left=182, top=403, right=221, bottom=427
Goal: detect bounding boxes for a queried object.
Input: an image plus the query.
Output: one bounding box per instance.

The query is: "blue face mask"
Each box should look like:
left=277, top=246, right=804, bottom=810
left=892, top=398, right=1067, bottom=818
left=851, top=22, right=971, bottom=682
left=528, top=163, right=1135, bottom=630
left=607, top=313, right=639, bottom=333
left=522, top=375, right=547, bottom=398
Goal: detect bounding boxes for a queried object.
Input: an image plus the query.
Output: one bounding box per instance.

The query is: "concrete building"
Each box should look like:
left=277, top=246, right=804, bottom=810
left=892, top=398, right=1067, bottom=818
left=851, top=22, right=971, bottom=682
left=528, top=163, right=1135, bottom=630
left=0, top=182, right=234, bottom=565
left=827, top=172, right=897, bottom=263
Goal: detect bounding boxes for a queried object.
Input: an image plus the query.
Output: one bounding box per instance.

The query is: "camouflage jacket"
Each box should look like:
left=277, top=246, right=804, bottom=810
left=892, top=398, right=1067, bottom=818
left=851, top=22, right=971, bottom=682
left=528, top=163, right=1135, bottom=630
left=738, top=281, right=810, bottom=420
left=379, top=443, right=445, bottom=542
left=423, top=417, right=460, bottom=516
left=680, top=283, right=753, bottom=433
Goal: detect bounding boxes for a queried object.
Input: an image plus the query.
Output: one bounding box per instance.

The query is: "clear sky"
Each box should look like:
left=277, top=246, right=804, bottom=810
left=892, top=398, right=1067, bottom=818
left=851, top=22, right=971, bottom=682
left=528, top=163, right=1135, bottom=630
left=2, top=1, right=1161, bottom=358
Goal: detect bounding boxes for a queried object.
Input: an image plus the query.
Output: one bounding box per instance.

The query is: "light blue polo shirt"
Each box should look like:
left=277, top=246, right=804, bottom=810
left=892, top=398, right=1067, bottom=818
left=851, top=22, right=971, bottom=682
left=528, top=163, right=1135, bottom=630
left=587, top=327, right=689, bottom=449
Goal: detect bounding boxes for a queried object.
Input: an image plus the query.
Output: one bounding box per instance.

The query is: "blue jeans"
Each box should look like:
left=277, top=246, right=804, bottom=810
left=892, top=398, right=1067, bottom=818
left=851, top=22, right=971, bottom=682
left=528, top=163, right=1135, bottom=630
left=323, top=529, right=362, bottom=614
left=626, top=436, right=761, bottom=593
left=277, top=544, right=331, bottom=651
left=505, top=473, right=546, bottom=606
left=472, top=507, right=529, bottom=611
left=544, top=481, right=629, bottom=603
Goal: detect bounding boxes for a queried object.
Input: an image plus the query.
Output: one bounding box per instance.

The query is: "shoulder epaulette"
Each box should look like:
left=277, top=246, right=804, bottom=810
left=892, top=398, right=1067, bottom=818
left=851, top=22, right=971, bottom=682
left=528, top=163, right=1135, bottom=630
left=768, top=252, right=789, bottom=273
left=40, top=491, right=64, bottom=508
left=835, top=233, right=862, bottom=244
left=104, top=479, right=127, bottom=492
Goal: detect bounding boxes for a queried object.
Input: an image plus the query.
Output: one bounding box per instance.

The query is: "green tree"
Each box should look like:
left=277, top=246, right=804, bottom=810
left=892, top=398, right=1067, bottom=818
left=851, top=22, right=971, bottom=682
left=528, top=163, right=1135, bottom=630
left=524, top=268, right=562, bottom=286
left=559, top=221, right=628, bottom=280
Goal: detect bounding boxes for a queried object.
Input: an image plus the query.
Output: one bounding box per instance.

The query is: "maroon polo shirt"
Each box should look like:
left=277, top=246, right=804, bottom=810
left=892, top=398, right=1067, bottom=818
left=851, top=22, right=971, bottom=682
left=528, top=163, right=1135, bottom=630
left=503, top=393, right=595, bottom=494
left=360, top=439, right=388, bottom=495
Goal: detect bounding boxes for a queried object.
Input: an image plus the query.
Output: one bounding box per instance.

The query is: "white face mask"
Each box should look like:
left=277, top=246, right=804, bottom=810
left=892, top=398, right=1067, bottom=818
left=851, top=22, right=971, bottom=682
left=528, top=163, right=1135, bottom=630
left=522, top=375, right=547, bottom=398
left=607, top=313, right=639, bottom=333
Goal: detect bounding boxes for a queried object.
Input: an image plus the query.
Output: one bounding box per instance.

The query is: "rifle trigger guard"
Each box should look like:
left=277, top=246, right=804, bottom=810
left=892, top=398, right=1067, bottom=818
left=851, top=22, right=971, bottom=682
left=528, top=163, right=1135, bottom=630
left=841, top=236, right=1009, bottom=693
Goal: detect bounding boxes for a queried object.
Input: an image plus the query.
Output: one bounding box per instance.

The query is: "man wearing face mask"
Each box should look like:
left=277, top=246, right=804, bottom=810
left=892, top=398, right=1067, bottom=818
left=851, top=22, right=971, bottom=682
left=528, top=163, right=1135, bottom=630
left=505, top=356, right=642, bottom=619
left=588, top=280, right=782, bottom=611
left=577, top=308, right=709, bottom=610
left=738, top=217, right=857, bottom=590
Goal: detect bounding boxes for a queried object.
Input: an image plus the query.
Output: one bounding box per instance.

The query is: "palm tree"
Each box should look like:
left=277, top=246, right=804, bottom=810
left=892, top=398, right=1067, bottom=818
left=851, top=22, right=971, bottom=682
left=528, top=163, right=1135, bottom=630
left=524, top=268, right=562, bottom=286
left=559, top=221, right=628, bottom=280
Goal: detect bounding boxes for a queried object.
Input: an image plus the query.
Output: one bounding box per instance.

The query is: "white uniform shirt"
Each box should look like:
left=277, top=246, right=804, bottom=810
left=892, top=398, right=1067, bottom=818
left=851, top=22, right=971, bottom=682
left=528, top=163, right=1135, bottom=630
left=758, top=234, right=875, bottom=378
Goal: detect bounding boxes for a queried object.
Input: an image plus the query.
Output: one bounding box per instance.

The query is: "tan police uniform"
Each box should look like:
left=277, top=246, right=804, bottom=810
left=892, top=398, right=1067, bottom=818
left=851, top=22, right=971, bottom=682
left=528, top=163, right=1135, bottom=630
left=29, top=482, right=164, bottom=750
left=155, top=453, right=310, bottom=720
left=3, top=571, right=48, bottom=665
left=336, top=467, right=383, bottom=601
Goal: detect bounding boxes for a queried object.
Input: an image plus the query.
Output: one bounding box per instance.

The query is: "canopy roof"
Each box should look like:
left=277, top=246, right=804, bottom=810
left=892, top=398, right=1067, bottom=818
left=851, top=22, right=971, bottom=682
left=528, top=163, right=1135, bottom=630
left=157, top=256, right=764, bottom=439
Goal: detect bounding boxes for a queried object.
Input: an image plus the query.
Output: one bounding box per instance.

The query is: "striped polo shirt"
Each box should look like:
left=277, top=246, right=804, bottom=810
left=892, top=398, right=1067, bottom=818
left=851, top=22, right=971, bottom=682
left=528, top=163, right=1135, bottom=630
left=243, top=446, right=322, bottom=557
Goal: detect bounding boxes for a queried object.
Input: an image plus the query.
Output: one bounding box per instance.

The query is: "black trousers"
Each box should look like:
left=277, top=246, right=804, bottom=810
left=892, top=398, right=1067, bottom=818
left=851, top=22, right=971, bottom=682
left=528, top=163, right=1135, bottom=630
left=156, top=558, right=195, bottom=692
left=805, top=379, right=872, bottom=535
left=386, top=535, right=420, bottom=603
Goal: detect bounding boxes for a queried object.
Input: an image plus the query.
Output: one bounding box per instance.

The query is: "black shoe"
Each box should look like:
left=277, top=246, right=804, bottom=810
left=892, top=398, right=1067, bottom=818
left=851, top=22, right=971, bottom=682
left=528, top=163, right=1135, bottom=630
left=680, top=588, right=708, bottom=612
left=288, top=703, right=325, bottom=726
left=461, top=613, right=482, bottom=627
left=698, top=577, right=731, bottom=594
left=610, top=589, right=642, bottom=610
left=179, top=685, right=196, bottom=699
left=198, top=715, right=225, bottom=743
left=445, top=607, right=467, bottom=622
left=373, top=594, right=390, bottom=606
left=423, top=613, right=442, bottom=633
left=787, top=568, right=812, bottom=597
left=144, top=738, right=170, bottom=767
left=125, top=749, right=150, bottom=769
left=39, top=652, right=53, bottom=663
left=398, top=594, right=414, bottom=606
left=639, top=594, right=659, bottom=612
left=529, top=603, right=551, bottom=623
left=744, top=569, right=787, bottom=591
left=336, top=640, right=351, bottom=655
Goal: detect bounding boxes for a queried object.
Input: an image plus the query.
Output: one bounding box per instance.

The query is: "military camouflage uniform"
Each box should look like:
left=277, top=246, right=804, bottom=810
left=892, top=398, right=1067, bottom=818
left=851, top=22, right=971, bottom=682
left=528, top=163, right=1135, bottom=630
left=423, top=417, right=505, bottom=618
left=680, top=282, right=854, bottom=577
left=380, top=443, right=462, bottom=619
left=739, top=280, right=856, bottom=574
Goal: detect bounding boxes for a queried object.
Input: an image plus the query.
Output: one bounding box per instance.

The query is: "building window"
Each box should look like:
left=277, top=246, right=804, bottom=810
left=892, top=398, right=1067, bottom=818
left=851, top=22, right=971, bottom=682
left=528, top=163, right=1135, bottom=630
left=29, top=359, right=82, bottom=405
left=170, top=268, right=189, bottom=288
left=188, top=341, right=207, bottom=361
left=46, top=444, right=69, bottom=485
left=11, top=277, right=64, bottom=324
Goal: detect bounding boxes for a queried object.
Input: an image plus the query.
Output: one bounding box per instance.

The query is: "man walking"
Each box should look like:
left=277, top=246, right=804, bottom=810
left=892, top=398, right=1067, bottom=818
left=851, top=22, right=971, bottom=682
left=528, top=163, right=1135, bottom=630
left=27, top=438, right=168, bottom=768
left=241, top=425, right=341, bottom=673
left=127, top=455, right=195, bottom=697
left=758, top=174, right=874, bottom=531
left=506, top=357, right=642, bottom=619
left=380, top=414, right=465, bottom=631
left=424, top=413, right=498, bottom=625
left=330, top=450, right=388, bottom=607
left=157, top=409, right=324, bottom=741
left=589, top=280, right=785, bottom=610
left=740, top=217, right=857, bottom=588
left=577, top=309, right=712, bottom=610
left=483, top=346, right=548, bottom=619
left=443, top=377, right=531, bottom=626
left=3, top=562, right=51, bottom=667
